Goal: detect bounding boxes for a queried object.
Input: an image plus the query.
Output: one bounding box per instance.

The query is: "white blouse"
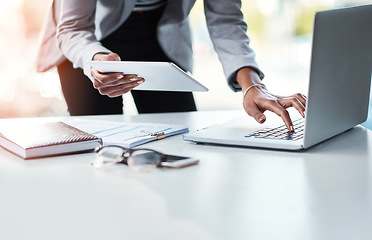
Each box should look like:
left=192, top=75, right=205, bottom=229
left=133, top=0, right=166, bottom=11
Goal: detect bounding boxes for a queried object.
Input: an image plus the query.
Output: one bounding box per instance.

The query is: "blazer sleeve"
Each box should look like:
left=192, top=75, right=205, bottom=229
left=56, top=0, right=112, bottom=80
left=203, top=0, right=264, bottom=91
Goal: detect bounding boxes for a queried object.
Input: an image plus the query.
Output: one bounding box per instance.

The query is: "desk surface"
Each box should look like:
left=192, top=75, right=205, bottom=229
left=0, top=110, right=371, bottom=240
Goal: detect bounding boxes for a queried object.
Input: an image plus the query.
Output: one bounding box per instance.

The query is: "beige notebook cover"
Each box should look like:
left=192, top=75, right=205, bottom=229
left=0, top=121, right=102, bottom=159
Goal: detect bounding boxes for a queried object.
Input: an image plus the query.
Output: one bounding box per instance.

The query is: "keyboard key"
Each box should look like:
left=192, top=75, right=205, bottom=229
left=245, top=118, right=305, bottom=141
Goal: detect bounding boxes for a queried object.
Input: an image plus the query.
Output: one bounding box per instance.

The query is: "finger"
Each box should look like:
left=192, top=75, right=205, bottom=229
left=292, top=98, right=306, bottom=118
left=112, top=75, right=142, bottom=87
left=94, top=74, right=140, bottom=89
left=92, top=70, right=125, bottom=85
left=98, top=81, right=140, bottom=96
left=123, top=74, right=140, bottom=83
left=278, top=97, right=306, bottom=118
left=264, top=100, right=294, bottom=132
left=290, top=93, right=307, bottom=107
left=98, top=79, right=145, bottom=97
left=106, top=80, right=144, bottom=97
left=266, top=92, right=307, bottom=117
left=266, top=91, right=307, bottom=107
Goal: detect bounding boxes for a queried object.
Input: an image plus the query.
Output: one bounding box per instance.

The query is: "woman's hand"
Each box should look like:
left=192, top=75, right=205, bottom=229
left=91, top=53, right=145, bottom=98
left=237, top=68, right=307, bottom=132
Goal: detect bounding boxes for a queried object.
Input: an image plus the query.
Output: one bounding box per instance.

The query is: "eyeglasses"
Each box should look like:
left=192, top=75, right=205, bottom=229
left=92, top=145, right=167, bottom=172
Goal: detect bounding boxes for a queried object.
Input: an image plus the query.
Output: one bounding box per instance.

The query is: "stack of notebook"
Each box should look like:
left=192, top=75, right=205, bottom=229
left=0, top=121, right=102, bottom=159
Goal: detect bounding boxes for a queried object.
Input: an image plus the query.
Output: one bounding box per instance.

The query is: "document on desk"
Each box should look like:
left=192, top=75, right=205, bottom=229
left=63, top=119, right=188, bottom=148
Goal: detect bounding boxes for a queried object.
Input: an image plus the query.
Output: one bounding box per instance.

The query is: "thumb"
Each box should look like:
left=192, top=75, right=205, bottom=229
left=245, top=104, right=266, bottom=124
left=93, top=52, right=121, bottom=61
left=254, top=111, right=266, bottom=124
left=105, top=52, right=121, bottom=61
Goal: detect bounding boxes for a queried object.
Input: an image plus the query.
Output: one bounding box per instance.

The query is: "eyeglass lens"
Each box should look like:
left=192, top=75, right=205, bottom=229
left=93, top=146, right=124, bottom=168
left=127, top=150, right=162, bottom=171
left=92, top=147, right=162, bottom=172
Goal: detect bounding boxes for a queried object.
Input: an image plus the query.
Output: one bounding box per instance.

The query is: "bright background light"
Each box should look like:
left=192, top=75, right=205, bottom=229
left=0, top=0, right=370, bottom=129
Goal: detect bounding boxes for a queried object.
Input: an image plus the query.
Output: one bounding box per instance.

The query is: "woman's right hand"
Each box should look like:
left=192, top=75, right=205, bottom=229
left=91, top=53, right=145, bottom=98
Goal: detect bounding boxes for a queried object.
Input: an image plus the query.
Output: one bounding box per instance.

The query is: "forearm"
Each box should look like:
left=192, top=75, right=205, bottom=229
left=236, top=67, right=263, bottom=91
left=203, top=0, right=264, bottom=91
left=56, top=0, right=111, bottom=77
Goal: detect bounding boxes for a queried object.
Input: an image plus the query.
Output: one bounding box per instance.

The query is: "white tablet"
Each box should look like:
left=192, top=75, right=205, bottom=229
left=88, top=61, right=208, bottom=92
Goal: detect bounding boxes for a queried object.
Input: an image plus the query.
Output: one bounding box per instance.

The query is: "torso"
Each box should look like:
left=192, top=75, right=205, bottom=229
left=133, top=0, right=166, bottom=11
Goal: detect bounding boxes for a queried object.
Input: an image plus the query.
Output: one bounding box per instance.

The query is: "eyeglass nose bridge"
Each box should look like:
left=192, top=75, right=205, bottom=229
left=120, top=151, right=131, bottom=165
left=93, top=146, right=167, bottom=171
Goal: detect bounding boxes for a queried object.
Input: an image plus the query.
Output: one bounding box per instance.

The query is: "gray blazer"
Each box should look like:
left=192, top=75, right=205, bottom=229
left=36, top=0, right=263, bottom=91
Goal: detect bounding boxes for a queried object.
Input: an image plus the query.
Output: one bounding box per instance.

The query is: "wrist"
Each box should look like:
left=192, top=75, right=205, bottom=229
left=242, top=83, right=266, bottom=102
left=236, top=67, right=263, bottom=91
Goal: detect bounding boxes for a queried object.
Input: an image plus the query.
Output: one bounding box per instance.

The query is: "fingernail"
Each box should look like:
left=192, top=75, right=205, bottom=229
left=130, top=77, right=138, bottom=81
left=137, top=80, right=144, bottom=84
left=258, top=116, right=265, bottom=123
left=289, top=125, right=294, bottom=132
left=117, top=74, right=123, bottom=79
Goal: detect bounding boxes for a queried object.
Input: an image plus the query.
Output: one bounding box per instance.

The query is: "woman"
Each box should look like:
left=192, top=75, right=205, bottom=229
left=37, top=0, right=306, bottom=131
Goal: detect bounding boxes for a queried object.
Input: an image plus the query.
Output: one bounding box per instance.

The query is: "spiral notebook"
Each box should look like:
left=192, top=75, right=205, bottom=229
left=0, top=120, right=102, bottom=159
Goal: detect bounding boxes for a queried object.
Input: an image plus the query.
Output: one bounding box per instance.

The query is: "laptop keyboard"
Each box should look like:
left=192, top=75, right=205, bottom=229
left=245, top=118, right=305, bottom=141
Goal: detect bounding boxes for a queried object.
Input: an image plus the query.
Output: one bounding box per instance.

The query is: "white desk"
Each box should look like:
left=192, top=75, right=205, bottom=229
left=0, top=110, right=371, bottom=240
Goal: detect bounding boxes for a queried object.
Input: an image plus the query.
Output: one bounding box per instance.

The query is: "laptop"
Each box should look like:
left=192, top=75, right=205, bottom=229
left=88, top=61, right=208, bottom=92
left=183, top=4, right=372, bottom=151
